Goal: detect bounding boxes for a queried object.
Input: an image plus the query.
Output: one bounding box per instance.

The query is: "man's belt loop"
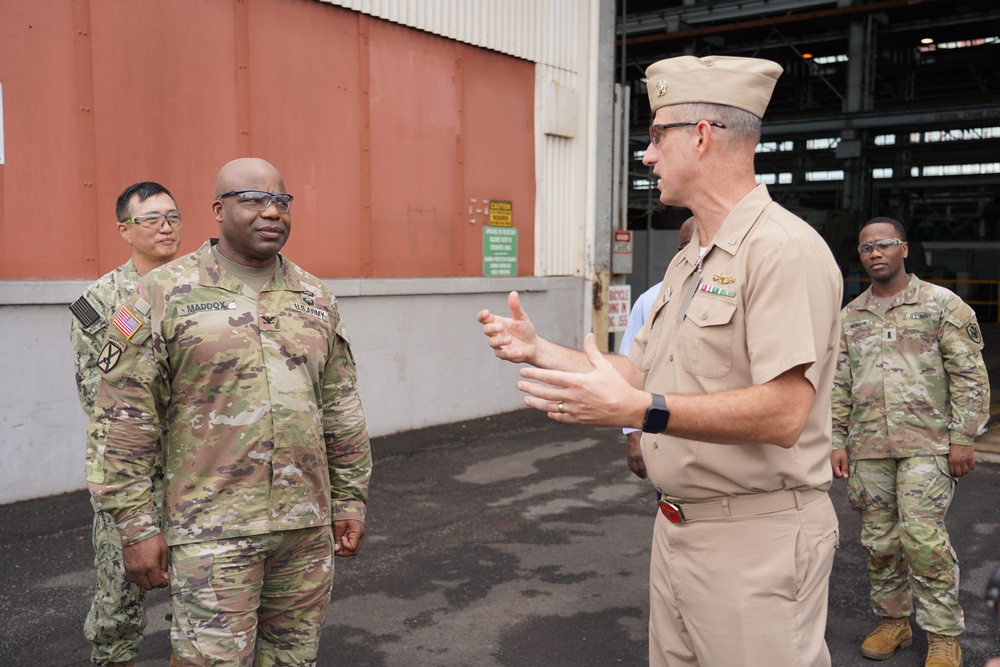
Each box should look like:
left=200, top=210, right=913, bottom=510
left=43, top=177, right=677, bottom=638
left=794, top=488, right=804, bottom=509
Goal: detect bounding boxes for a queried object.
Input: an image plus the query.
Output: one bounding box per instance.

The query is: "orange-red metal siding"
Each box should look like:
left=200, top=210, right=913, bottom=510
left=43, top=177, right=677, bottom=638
left=0, top=0, right=535, bottom=279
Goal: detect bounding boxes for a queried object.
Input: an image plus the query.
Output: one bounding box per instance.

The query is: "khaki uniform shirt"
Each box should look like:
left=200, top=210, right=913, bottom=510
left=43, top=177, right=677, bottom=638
left=831, top=274, right=990, bottom=458
left=87, top=240, right=372, bottom=547
left=70, top=259, right=141, bottom=414
left=628, top=185, right=842, bottom=499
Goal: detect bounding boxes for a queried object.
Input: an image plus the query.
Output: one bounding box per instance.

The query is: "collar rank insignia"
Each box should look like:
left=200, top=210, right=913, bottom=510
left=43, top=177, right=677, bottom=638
left=664, top=286, right=672, bottom=300
left=656, top=80, right=667, bottom=97
left=713, top=273, right=735, bottom=285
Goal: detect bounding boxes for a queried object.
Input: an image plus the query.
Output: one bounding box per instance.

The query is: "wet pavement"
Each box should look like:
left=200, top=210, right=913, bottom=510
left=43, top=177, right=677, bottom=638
left=2, top=408, right=1000, bottom=667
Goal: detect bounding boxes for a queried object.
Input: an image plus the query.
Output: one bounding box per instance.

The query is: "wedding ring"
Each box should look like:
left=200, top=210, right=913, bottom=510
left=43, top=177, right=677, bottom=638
left=557, top=402, right=564, bottom=413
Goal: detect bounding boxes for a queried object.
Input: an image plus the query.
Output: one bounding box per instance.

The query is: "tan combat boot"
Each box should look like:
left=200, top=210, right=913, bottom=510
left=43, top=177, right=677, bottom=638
left=925, top=632, right=962, bottom=667
left=860, top=616, right=913, bottom=659
left=169, top=653, right=182, bottom=667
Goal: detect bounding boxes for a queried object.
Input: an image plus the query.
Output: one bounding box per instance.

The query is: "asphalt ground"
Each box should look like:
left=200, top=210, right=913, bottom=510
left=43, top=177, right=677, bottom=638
left=2, top=408, right=1000, bottom=667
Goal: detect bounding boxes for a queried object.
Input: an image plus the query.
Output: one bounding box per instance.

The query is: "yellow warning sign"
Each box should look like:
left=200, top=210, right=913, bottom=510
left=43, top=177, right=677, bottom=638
left=489, top=200, right=512, bottom=227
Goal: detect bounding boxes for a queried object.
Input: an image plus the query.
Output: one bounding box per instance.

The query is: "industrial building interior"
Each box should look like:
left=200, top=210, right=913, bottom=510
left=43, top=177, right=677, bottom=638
left=617, top=0, right=1000, bottom=321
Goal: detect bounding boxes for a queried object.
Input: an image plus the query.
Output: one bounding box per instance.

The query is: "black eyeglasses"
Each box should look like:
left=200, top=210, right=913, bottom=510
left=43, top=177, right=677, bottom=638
left=678, top=240, right=690, bottom=252
left=648, top=120, right=726, bottom=145
left=217, top=190, right=294, bottom=213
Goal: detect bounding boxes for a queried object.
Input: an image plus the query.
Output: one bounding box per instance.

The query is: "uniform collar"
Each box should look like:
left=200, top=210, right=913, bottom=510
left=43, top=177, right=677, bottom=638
left=858, top=273, right=920, bottom=312
left=197, top=239, right=303, bottom=293
left=678, top=184, right=772, bottom=267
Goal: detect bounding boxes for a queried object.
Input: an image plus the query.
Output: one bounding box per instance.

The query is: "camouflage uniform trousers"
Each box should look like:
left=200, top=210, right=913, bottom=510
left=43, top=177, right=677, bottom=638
left=846, top=455, right=964, bottom=635
left=169, top=525, right=334, bottom=667
left=85, top=464, right=164, bottom=665
left=84, top=500, right=147, bottom=665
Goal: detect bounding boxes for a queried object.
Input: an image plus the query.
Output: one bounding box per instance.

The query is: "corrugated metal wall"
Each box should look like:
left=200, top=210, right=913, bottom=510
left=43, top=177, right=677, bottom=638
left=321, top=0, right=582, bottom=70
left=322, top=0, right=594, bottom=277
left=0, top=0, right=538, bottom=279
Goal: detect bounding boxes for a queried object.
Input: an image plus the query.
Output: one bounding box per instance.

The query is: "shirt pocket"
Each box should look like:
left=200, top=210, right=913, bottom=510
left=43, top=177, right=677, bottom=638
left=679, top=295, right=738, bottom=378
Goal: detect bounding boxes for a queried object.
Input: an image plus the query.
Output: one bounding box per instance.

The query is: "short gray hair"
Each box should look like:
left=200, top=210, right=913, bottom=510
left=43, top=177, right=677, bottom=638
left=669, top=103, right=761, bottom=145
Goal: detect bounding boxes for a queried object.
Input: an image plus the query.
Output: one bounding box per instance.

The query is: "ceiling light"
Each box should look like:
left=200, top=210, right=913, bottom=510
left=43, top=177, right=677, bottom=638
left=920, top=37, right=934, bottom=44
left=802, top=52, right=814, bottom=59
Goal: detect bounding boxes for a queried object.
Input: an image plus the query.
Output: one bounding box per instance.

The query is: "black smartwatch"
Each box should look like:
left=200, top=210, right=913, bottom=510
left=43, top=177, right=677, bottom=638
left=642, top=393, right=670, bottom=433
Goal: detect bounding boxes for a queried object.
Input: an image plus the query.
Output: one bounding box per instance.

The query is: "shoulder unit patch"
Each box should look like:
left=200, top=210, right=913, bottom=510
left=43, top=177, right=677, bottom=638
left=967, top=322, right=983, bottom=345
left=95, top=341, right=123, bottom=373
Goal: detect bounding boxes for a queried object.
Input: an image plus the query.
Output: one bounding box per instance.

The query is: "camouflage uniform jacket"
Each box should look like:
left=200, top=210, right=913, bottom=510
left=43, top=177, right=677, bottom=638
left=87, top=239, right=372, bottom=547
left=70, top=259, right=141, bottom=414
left=831, top=274, right=990, bottom=459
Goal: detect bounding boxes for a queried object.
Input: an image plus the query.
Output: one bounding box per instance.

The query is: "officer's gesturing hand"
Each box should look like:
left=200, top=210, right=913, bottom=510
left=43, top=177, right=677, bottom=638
left=518, top=333, right=645, bottom=427
left=477, top=291, right=538, bottom=365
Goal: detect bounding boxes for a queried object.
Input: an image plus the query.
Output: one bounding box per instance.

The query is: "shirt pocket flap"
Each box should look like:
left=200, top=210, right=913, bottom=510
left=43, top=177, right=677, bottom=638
left=686, top=298, right=737, bottom=328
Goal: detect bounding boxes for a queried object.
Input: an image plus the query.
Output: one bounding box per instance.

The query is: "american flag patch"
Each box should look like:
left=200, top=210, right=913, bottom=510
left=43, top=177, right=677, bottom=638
left=113, top=306, right=142, bottom=339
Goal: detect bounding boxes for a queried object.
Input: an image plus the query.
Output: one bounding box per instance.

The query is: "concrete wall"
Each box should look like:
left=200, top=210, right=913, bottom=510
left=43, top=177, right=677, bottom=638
left=0, top=277, right=585, bottom=505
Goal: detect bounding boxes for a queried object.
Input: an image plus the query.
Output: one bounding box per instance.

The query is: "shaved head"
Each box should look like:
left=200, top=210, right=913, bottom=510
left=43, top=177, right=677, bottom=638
left=215, top=157, right=285, bottom=197
left=212, top=157, right=291, bottom=267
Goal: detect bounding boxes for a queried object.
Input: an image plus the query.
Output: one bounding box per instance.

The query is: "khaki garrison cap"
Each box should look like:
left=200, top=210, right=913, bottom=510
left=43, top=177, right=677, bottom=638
left=645, top=55, right=783, bottom=118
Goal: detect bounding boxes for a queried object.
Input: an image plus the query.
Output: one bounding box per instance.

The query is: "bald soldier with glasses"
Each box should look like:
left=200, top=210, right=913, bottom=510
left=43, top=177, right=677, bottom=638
left=86, top=158, right=372, bottom=665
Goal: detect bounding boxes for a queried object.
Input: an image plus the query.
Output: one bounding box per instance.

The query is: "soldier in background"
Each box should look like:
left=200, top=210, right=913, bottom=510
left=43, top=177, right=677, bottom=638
left=86, top=158, right=372, bottom=665
left=70, top=181, right=182, bottom=667
left=831, top=216, right=990, bottom=667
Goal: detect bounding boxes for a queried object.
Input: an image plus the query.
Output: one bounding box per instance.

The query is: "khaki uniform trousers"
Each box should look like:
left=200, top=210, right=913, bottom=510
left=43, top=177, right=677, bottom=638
left=649, top=491, right=838, bottom=667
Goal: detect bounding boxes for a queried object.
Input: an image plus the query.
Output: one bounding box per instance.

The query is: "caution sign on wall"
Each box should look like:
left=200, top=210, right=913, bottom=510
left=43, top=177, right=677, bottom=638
left=489, top=200, right=512, bottom=227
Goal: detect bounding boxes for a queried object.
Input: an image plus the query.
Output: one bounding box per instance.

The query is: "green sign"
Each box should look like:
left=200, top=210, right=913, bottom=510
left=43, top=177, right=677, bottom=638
left=483, top=227, right=518, bottom=277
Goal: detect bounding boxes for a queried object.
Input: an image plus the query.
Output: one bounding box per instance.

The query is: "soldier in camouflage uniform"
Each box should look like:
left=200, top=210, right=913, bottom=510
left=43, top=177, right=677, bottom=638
left=86, top=158, right=371, bottom=666
left=70, top=181, right=182, bottom=667
left=831, top=216, right=990, bottom=667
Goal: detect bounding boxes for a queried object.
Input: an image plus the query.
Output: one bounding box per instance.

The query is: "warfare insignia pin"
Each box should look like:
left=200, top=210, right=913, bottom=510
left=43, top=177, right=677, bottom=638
left=656, top=80, right=667, bottom=97
left=968, top=323, right=982, bottom=344
left=95, top=341, right=123, bottom=373
left=713, top=273, right=736, bottom=284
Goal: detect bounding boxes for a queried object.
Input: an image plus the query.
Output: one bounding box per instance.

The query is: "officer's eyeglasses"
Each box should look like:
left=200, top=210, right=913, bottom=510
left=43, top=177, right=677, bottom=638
left=648, top=120, right=726, bottom=145
left=678, top=240, right=691, bottom=252
left=217, top=190, right=294, bottom=213
left=858, top=238, right=905, bottom=255
left=119, top=212, right=183, bottom=230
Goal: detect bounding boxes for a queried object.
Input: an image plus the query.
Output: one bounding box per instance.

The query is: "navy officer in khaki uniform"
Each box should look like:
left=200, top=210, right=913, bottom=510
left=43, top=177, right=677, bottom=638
left=478, top=55, right=842, bottom=667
